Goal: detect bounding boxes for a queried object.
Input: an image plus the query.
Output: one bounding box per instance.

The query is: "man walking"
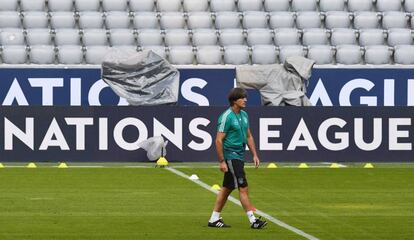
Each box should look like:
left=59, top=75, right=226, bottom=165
left=208, top=88, right=267, bottom=229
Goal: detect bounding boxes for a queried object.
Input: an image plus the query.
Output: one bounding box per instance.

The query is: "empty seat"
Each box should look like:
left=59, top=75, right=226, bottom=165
left=78, top=12, right=104, bottom=29
left=164, top=29, right=190, bottom=46
left=1, top=45, right=27, bottom=64
left=29, top=45, right=55, bottom=64
left=404, top=0, right=414, bottom=12
left=109, top=29, right=136, bottom=46
left=113, top=46, right=138, bottom=53
left=187, top=12, right=214, bottom=29
left=133, top=12, right=159, bottom=29
left=242, top=11, right=268, bottom=29
left=319, top=0, right=345, bottom=12
left=251, top=45, right=277, bottom=64
left=129, top=0, right=154, bottom=11
left=105, top=11, right=131, bottom=29
left=296, top=11, right=322, bottom=29
left=196, top=45, right=222, bottom=64
left=269, top=12, right=295, bottom=28
left=137, top=29, right=163, bottom=46
left=307, top=45, right=334, bottom=64
left=20, top=0, right=46, bottom=11
left=291, top=0, right=317, bottom=11
left=359, top=29, right=386, bottom=46
left=157, top=0, right=182, bottom=12
left=0, top=0, right=19, bottom=11
left=388, top=28, right=413, bottom=46
left=353, top=12, right=381, bottom=29
left=75, top=0, right=101, bottom=11
left=325, top=11, right=352, bottom=29
left=183, top=0, right=209, bottom=12
left=141, top=45, right=167, bottom=58
left=85, top=46, right=111, bottom=64
left=219, top=28, right=245, bottom=46
left=168, top=46, right=194, bottom=64
left=192, top=29, right=218, bottom=46
left=57, top=45, right=84, bottom=64
left=394, top=45, right=414, bottom=64
left=160, top=12, right=186, bottom=29
left=330, top=28, right=357, bottom=45
left=274, top=28, right=301, bottom=46
left=210, top=0, right=237, bottom=12
left=54, top=29, right=81, bottom=45
left=26, top=28, right=52, bottom=45
left=335, top=45, right=363, bottom=64
left=347, top=0, right=374, bottom=12
left=102, top=0, right=128, bottom=11
left=246, top=28, right=273, bottom=46
left=215, top=12, right=241, bottom=29
left=224, top=45, right=250, bottom=65
left=0, top=12, right=21, bottom=28
left=238, top=0, right=263, bottom=11
left=48, top=0, right=73, bottom=11
left=364, top=45, right=391, bottom=64
left=376, top=0, right=402, bottom=12
left=0, top=28, right=25, bottom=45
left=278, top=45, right=305, bottom=63
left=22, top=12, right=49, bottom=29
left=82, top=29, right=108, bottom=46
left=382, top=11, right=408, bottom=29
left=264, top=0, right=290, bottom=12
left=50, top=12, right=76, bottom=29
left=302, top=28, right=329, bottom=45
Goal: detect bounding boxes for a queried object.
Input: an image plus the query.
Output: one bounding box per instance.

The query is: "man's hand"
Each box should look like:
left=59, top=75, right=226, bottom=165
left=253, top=156, right=260, bottom=168
left=219, top=161, right=228, bottom=172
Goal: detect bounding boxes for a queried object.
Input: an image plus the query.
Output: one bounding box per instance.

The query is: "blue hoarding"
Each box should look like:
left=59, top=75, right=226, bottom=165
left=0, top=67, right=414, bottom=106
left=1, top=106, right=414, bottom=162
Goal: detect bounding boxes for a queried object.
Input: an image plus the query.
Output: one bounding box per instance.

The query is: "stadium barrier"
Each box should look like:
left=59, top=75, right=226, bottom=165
left=1, top=66, right=414, bottom=106
left=1, top=106, right=413, bottom=162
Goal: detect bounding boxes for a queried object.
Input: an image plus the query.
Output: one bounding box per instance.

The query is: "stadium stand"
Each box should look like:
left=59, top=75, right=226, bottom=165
left=192, top=28, right=218, bottom=46
left=196, top=45, right=222, bottom=64
left=48, top=0, right=74, bottom=12
left=49, top=11, right=77, bottom=29
left=1, top=0, right=414, bottom=65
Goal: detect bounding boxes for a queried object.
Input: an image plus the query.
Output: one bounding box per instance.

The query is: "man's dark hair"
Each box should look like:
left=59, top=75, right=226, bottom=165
left=228, top=88, right=247, bottom=106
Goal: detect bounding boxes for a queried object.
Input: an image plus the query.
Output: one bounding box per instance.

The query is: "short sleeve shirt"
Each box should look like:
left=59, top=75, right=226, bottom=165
left=217, top=108, right=249, bottom=161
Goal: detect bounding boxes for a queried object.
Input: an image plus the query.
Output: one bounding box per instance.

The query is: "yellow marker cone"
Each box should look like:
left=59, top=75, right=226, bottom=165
left=211, top=184, right=221, bottom=190
left=27, top=163, right=37, bottom=168
left=364, top=163, right=374, bottom=168
left=330, top=163, right=341, bottom=168
left=298, top=163, right=309, bottom=168
left=156, top=157, right=168, bottom=167
left=0, top=163, right=4, bottom=168
left=58, top=163, right=68, bottom=169
left=267, top=163, right=278, bottom=168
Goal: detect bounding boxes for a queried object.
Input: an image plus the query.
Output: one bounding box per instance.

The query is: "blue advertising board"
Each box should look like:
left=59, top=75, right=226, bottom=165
left=1, top=106, right=413, bottom=162
left=0, top=67, right=414, bottom=106
left=0, top=68, right=236, bottom=106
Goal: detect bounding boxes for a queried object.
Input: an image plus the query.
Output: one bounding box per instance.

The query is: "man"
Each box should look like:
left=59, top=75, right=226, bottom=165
left=207, top=88, right=267, bottom=229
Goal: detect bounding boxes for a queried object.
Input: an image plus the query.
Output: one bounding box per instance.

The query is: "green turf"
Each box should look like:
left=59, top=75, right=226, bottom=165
left=0, top=165, right=413, bottom=239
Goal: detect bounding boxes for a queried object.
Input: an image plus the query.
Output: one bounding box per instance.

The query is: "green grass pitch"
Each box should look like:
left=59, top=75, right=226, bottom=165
left=0, top=163, right=413, bottom=239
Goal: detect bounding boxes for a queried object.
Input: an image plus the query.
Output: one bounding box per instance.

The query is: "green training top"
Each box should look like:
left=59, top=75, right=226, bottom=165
left=217, top=108, right=249, bottom=161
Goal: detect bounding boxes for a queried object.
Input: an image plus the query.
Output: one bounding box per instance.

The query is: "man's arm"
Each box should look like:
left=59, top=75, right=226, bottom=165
left=246, top=128, right=260, bottom=168
left=215, top=132, right=228, bottom=172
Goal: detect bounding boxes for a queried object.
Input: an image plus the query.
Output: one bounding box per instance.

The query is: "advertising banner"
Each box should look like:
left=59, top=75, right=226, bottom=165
left=1, top=67, right=414, bottom=106
left=1, top=106, right=413, bottom=162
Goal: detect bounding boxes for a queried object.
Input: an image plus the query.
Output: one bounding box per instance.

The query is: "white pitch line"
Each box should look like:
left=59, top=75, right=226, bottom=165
left=166, top=167, right=320, bottom=240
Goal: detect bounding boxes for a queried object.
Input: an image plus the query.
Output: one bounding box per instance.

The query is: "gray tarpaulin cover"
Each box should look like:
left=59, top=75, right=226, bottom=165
left=101, top=49, right=179, bottom=106
left=236, top=56, right=315, bottom=106
left=137, top=136, right=168, bottom=161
